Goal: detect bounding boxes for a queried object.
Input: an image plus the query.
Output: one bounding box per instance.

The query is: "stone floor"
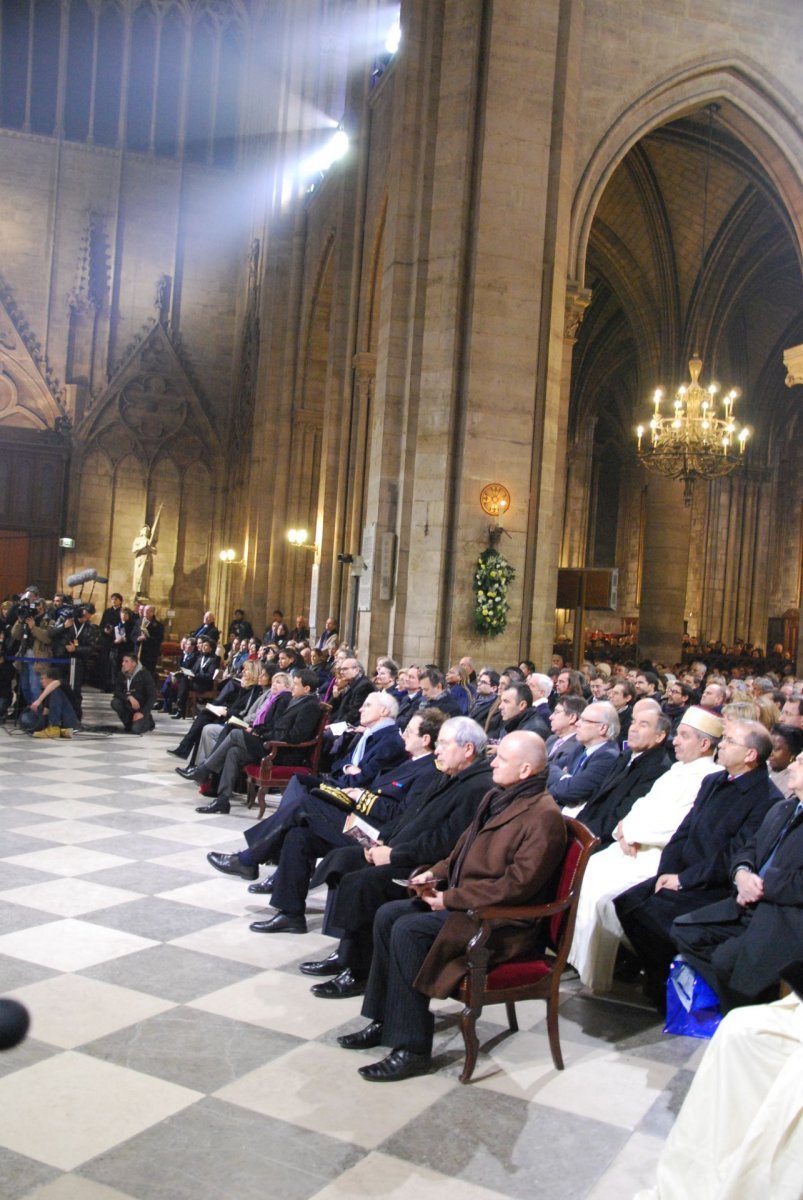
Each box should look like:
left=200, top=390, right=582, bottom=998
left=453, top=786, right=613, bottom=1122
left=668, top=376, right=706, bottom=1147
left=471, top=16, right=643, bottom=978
left=0, top=691, right=703, bottom=1200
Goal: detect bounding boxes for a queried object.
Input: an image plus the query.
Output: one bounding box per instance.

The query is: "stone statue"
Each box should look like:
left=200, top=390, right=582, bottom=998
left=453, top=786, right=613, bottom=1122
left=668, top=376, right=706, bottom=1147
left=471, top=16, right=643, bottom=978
left=132, top=505, right=161, bottom=598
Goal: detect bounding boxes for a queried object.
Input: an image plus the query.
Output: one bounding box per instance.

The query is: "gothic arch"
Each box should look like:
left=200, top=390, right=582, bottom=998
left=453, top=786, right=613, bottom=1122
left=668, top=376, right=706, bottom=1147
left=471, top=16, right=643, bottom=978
left=570, top=56, right=803, bottom=286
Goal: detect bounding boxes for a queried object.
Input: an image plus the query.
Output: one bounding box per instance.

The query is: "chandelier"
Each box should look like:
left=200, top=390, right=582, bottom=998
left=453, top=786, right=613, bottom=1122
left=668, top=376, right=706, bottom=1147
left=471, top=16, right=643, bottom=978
left=635, top=104, right=751, bottom=505
left=636, top=355, right=749, bottom=504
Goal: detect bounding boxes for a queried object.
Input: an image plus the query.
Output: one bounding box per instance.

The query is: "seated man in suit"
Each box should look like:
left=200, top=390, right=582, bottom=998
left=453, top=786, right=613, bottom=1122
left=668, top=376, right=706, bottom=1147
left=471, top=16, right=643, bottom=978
left=545, top=694, right=586, bottom=771
left=242, top=710, right=446, bottom=934
left=547, top=700, right=621, bottom=810
left=301, top=715, right=493, bottom=997
left=337, top=730, right=566, bottom=1081
left=172, top=636, right=219, bottom=719
left=672, top=748, right=803, bottom=1012
left=571, top=701, right=672, bottom=844
left=205, top=689, right=406, bottom=875
left=569, top=706, right=723, bottom=992
left=184, top=669, right=321, bottom=815
left=615, top=720, right=783, bottom=1008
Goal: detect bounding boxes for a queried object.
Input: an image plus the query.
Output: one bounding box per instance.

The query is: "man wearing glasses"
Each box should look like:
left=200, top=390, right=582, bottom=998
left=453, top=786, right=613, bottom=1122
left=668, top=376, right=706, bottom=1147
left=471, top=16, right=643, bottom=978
left=546, top=700, right=620, bottom=809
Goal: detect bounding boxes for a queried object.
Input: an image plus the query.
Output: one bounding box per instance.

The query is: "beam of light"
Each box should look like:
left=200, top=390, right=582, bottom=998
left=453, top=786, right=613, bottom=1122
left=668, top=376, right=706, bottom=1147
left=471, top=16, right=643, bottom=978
left=385, top=16, right=401, bottom=55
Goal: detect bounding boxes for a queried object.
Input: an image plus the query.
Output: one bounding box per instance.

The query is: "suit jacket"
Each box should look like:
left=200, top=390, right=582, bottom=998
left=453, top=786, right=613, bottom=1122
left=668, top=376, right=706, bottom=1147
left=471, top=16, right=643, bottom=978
left=546, top=732, right=584, bottom=774
left=658, top=767, right=782, bottom=891
left=577, top=743, right=672, bottom=845
left=133, top=617, right=164, bottom=670
left=548, top=741, right=620, bottom=808
left=414, top=782, right=567, bottom=998
left=676, top=797, right=803, bottom=995
left=381, top=756, right=493, bottom=868
left=396, top=690, right=423, bottom=730
left=349, top=753, right=440, bottom=826
left=268, top=693, right=321, bottom=765
left=331, top=721, right=407, bottom=789
left=518, top=706, right=551, bottom=741
left=114, top=663, right=156, bottom=717
left=328, top=676, right=375, bottom=726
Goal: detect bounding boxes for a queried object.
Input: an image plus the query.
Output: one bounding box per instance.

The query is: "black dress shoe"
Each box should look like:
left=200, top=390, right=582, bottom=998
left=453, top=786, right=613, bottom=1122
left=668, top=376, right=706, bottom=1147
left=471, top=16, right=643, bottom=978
left=311, top=969, right=366, bottom=999
left=249, top=911, right=307, bottom=934
left=358, top=1048, right=431, bottom=1082
left=175, top=765, right=199, bottom=780
left=171, top=711, right=185, bottom=719
left=247, top=873, right=276, bottom=894
left=167, top=747, right=188, bottom=759
left=300, top=951, right=342, bottom=977
left=206, top=850, right=255, bottom=878
left=196, top=799, right=230, bottom=814
left=337, top=1021, right=384, bottom=1050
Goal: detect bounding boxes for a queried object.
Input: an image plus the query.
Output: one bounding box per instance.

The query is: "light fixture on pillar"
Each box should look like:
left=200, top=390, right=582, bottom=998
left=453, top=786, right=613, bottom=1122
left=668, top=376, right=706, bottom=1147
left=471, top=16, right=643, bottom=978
left=287, top=528, right=318, bottom=553
left=635, top=104, right=751, bottom=506
left=480, top=483, right=511, bottom=548
left=218, top=548, right=244, bottom=565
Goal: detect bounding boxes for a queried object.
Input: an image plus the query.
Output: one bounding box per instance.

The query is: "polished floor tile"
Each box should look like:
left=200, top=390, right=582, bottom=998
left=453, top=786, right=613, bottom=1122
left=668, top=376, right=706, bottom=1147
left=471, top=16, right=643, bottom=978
left=0, top=918, right=157, bottom=971
left=1, top=878, right=143, bottom=918
left=7, top=973, right=175, bottom=1049
left=0, top=1051, right=201, bottom=1170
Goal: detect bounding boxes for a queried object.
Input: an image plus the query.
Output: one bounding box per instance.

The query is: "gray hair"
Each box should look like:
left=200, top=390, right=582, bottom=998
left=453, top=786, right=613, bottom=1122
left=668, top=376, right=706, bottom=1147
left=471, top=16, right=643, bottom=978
left=529, top=673, right=553, bottom=697
left=441, top=716, right=488, bottom=755
left=373, top=691, right=399, bottom=719
left=586, top=700, right=620, bottom=741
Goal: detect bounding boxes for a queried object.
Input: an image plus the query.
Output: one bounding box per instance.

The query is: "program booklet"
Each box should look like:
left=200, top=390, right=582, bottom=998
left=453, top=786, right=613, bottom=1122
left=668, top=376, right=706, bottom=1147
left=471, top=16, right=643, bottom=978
left=342, top=812, right=381, bottom=849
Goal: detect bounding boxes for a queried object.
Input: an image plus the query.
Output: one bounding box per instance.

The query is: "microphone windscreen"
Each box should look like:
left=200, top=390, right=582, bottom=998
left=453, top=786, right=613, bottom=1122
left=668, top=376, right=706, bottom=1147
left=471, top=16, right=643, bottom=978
left=65, top=568, right=98, bottom=587
left=0, top=999, right=29, bottom=1051
left=94, top=574, right=109, bottom=584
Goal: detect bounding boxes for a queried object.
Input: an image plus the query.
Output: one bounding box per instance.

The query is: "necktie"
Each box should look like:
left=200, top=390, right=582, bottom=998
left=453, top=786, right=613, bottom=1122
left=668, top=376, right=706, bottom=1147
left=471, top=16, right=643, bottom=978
left=570, top=750, right=587, bottom=775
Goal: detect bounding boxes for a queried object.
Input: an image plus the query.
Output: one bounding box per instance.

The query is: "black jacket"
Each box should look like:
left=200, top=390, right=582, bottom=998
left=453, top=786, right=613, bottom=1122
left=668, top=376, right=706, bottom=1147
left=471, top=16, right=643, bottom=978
left=577, top=742, right=672, bottom=845
left=381, top=756, right=494, bottom=868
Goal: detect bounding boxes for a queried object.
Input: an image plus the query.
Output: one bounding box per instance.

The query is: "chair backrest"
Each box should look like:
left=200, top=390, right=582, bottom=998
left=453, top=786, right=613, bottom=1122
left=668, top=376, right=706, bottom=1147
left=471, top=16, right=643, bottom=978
left=549, top=817, right=599, bottom=949
left=305, top=703, right=332, bottom=770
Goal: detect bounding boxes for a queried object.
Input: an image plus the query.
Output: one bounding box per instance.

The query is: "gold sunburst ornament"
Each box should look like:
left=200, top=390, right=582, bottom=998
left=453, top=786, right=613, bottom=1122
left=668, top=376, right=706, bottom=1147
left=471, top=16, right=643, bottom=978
left=480, top=483, right=511, bottom=518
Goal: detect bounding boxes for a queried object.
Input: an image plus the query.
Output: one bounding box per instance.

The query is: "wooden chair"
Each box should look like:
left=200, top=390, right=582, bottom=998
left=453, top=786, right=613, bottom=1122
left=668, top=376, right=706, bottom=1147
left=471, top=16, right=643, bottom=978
left=244, top=703, right=331, bottom=817
left=453, top=817, right=599, bottom=1082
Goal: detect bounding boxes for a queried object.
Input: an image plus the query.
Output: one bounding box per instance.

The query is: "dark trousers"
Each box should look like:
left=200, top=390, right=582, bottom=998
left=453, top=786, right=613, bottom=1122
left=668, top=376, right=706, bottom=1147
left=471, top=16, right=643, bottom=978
left=176, top=709, right=225, bottom=763
left=239, top=775, right=321, bottom=865
left=361, top=899, right=448, bottom=1056
left=329, top=863, right=411, bottom=975
left=269, top=815, right=353, bottom=915
left=615, top=877, right=731, bottom=986
left=671, top=908, right=773, bottom=1012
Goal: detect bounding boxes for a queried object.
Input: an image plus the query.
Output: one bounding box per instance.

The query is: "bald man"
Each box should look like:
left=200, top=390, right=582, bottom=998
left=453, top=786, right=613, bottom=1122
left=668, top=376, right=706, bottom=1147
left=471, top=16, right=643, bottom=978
left=338, top=730, right=567, bottom=1081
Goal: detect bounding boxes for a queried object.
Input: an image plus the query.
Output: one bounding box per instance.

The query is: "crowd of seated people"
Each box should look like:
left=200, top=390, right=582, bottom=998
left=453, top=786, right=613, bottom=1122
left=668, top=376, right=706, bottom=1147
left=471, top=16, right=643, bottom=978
left=151, top=628, right=803, bottom=1089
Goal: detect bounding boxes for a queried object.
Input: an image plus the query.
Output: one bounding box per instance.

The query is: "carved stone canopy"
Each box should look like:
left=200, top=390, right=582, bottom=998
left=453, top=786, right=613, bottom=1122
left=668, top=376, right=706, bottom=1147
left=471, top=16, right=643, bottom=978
left=76, top=322, right=216, bottom=470
left=0, top=293, right=64, bottom=430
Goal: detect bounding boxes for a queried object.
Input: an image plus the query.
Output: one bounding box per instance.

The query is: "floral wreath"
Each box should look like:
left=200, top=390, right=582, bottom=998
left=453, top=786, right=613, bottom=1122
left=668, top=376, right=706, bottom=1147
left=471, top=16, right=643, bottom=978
left=472, top=546, right=515, bottom=638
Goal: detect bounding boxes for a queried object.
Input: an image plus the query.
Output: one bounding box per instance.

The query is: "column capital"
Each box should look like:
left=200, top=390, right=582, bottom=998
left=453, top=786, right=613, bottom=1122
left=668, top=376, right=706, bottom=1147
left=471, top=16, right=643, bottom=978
left=783, top=342, right=803, bottom=387
left=564, top=281, right=593, bottom=344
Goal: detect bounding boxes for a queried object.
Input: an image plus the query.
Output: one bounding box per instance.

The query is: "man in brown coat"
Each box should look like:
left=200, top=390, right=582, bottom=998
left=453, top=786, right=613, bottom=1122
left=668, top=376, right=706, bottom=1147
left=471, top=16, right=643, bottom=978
left=338, top=730, right=567, bottom=1081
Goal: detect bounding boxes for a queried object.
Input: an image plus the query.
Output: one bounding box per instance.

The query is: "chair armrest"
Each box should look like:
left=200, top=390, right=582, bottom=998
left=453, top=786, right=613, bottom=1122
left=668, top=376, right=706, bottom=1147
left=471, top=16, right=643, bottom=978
left=262, top=737, right=319, bottom=764
left=466, top=897, right=573, bottom=922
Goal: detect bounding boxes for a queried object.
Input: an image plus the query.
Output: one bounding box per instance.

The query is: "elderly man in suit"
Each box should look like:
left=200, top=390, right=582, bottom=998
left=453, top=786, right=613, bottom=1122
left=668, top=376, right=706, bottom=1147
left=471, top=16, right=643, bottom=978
left=337, top=730, right=566, bottom=1082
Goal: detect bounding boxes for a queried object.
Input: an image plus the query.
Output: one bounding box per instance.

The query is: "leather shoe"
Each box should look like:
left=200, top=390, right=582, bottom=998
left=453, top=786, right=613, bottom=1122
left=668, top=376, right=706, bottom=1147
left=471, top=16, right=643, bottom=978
left=196, top=798, right=230, bottom=815
left=175, top=766, right=199, bottom=780
left=337, top=1021, right=384, bottom=1050
left=247, top=873, right=276, bottom=894
left=311, top=969, right=365, bottom=999
left=299, top=951, right=342, bottom=977
left=358, top=1048, right=431, bottom=1082
left=206, top=850, right=255, bottom=878
left=171, top=711, right=185, bottom=719
left=249, top=911, right=307, bottom=934
left=167, top=747, right=188, bottom=759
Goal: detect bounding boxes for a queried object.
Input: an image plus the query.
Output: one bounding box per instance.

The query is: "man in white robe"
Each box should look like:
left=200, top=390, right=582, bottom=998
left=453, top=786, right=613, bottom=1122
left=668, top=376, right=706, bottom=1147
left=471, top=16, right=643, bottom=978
left=569, top=706, right=723, bottom=992
left=634, top=982, right=803, bottom=1200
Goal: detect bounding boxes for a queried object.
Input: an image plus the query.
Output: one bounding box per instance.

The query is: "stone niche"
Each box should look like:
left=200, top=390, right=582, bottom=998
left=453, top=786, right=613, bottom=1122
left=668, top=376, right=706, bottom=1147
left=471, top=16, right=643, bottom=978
left=70, top=321, right=220, bottom=633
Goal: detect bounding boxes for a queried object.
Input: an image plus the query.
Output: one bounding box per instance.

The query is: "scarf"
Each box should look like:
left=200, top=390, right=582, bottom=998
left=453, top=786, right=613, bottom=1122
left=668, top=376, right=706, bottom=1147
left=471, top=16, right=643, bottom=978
left=447, top=767, right=550, bottom=888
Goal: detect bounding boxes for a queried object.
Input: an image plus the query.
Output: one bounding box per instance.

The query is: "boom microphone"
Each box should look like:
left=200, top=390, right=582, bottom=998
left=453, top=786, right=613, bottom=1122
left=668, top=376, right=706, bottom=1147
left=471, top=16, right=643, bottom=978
left=0, top=999, right=30, bottom=1050
left=66, top=568, right=109, bottom=587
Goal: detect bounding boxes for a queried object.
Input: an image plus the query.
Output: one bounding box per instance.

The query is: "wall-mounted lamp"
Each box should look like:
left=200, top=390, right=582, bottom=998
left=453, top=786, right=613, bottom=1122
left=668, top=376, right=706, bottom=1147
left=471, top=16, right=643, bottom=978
left=287, top=528, right=319, bottom=553
left=479, top=483, right=511, bottom=548
left=218, top=548, right=245, bottom=565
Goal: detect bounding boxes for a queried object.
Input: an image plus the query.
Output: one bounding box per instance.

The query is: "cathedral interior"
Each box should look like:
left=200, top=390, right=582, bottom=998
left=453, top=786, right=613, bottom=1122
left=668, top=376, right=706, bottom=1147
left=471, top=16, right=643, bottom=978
left=0, top=0, right=800, bottom=667
left=1, top=4, right=802, bottom=1198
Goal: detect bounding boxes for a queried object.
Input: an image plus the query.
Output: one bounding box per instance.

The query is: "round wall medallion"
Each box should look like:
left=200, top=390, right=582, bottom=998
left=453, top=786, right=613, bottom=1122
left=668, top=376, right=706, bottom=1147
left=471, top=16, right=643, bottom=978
left=480, top=483, right=510, bottom=517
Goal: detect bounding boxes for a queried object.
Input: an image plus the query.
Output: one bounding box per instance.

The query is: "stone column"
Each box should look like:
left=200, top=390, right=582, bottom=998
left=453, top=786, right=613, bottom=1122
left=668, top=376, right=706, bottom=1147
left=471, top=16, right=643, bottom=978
left=783, top=342, right=803, bottom=662
left=638, top=475, right=692, bottom=664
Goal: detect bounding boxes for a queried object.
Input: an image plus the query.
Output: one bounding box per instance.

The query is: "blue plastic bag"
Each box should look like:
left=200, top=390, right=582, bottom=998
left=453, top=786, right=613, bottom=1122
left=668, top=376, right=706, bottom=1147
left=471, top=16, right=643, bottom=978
left=663, top=956, right=722, bottom=1039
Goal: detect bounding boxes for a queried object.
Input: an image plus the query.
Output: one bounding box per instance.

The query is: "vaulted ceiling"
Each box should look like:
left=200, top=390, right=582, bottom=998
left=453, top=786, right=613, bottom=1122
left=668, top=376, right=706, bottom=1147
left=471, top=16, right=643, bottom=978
left=571, top=106, right=803, bottom=459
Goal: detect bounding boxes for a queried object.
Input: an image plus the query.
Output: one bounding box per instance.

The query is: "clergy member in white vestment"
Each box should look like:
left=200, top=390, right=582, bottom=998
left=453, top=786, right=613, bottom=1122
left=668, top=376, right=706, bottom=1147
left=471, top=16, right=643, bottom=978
left=634, top=986, right=803, bottom=1200
left=569, top=707, right=724, bottom=992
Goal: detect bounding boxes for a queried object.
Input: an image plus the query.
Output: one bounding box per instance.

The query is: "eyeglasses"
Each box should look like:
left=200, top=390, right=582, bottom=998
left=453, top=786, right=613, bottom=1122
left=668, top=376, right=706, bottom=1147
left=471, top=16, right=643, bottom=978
left=578, top=716, right=606, bottom=726
left=720, top=735, right=749, bottom=748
